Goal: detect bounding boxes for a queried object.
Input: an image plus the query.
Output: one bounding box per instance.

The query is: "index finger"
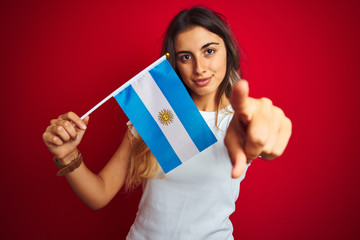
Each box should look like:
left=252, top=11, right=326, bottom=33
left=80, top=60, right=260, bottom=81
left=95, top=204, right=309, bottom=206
left=224, top=121, right=247, bottom=178
left=59, top=112, right=87, bottom=130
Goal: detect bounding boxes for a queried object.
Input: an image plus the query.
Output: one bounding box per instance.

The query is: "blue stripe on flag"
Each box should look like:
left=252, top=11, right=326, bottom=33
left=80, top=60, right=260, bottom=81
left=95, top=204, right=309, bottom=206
left=114, top=85, right=182, bottom=173
left=149, top=60, right=218, bottom=151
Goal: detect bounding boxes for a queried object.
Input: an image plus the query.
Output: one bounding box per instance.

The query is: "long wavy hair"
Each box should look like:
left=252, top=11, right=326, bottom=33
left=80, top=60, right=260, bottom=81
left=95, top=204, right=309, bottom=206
left=125, top=6, right=242, bottom=191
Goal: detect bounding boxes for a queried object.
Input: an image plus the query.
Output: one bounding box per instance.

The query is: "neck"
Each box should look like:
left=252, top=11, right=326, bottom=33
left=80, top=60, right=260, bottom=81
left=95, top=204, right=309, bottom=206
left=192, top=94, right=229, bottom=112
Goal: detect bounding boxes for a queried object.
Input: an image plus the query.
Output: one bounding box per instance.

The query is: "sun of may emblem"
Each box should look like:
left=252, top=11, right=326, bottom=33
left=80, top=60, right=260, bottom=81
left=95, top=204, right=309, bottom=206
left=158, top=109, right=174, bottom=126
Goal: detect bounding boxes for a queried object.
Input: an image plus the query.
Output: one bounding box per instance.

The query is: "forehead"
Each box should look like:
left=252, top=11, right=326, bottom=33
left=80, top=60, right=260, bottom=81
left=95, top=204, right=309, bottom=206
left=174, top=26, right=224, bottom=51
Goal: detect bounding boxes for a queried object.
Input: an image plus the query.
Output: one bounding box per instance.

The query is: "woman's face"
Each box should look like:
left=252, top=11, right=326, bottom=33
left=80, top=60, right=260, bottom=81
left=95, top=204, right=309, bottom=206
left=174, top=26, right=227, bottom=107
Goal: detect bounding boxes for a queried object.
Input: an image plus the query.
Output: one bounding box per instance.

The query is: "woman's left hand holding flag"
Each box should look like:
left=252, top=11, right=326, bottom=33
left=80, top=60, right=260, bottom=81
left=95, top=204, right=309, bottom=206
left=224, top=80, right=292, bottom=178
left=42, top=112, right=89, bottom=164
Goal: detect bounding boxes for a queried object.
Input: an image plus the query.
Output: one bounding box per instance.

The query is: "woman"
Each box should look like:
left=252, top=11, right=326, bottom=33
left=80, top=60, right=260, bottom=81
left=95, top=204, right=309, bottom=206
left=42, top=6, right=292, bottom=239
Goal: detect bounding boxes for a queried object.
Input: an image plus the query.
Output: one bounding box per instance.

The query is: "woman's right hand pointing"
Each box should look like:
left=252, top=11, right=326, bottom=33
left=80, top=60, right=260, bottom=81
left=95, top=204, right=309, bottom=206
left=42, top=112, right=89, bottom=164
left=225, top=80, right=292, bottom=178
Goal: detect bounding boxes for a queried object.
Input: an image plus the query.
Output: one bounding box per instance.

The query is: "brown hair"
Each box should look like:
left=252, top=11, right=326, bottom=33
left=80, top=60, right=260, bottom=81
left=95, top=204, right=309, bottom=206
left=161, top=6, right=242, bottom=107
left=125, top=6, right=242, bottom=191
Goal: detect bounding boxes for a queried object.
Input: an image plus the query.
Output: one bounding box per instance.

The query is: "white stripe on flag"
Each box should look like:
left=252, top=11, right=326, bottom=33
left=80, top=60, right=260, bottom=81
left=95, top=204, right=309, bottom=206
left=131, top=72, right=200, bottom=163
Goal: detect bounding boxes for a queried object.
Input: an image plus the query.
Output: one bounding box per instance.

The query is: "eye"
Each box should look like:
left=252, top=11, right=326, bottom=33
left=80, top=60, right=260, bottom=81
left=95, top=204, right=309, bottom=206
left=205, top=48, right=215, bottom=55
left=180, top=54, right=191, bottom=62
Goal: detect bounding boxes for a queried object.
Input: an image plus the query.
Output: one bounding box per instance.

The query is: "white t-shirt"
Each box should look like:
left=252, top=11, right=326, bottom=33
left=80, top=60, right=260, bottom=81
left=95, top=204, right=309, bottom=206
left=126, top=106, right=249, bottom=240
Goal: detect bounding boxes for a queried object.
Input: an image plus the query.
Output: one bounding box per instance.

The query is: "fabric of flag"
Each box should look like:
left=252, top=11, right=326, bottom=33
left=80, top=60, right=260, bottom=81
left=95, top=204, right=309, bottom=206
left=114, top=56, right=217, bottom=174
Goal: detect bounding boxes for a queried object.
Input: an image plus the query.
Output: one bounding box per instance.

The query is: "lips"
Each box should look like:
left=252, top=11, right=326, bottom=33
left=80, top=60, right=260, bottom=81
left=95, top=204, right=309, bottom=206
left=193, top=77, right=211, bottom=87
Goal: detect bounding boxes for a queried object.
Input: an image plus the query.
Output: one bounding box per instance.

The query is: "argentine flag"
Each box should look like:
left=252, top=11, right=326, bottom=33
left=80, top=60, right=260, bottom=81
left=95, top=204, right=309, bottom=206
left=82, top=55, right=217, bottom=174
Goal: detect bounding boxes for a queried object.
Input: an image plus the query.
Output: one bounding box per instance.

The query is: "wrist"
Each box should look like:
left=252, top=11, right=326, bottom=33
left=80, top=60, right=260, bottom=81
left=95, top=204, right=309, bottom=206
left=54, top=150, right=83, bottom=176
left=58, top=150, right=79, bottom=165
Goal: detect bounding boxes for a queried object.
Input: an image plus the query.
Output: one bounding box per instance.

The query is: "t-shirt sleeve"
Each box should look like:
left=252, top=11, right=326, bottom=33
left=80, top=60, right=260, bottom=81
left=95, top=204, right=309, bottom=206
left=126, top=121, right=140, bottom=138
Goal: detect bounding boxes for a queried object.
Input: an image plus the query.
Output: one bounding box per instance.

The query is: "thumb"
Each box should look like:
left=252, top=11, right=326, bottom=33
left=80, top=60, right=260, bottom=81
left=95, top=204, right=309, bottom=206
left=75, top=116, right=89, bottom=139
left=230, top=80, right=253, bottom=124
left=230, top=80, right=250, bottom=113
left=76, top=116, right=89, bottom=137
left=83, top=115, right=90, bottom=126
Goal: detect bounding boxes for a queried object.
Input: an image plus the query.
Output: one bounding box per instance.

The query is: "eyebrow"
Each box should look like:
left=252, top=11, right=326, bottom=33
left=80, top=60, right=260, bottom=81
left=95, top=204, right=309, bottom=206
left=201, top=42, right=219, bottom=49
left=175, top=42, right=220, bottom=56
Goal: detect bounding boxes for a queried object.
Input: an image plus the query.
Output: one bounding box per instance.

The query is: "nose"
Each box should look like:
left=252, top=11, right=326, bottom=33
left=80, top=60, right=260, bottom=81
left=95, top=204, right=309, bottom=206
left=193, top=56, right=207, bottom=75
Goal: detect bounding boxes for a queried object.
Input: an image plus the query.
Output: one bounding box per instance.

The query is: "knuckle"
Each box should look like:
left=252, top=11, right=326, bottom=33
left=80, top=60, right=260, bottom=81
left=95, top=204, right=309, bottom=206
left=262, top=145, right=282, bottom=159
left=56, top=126, right=64, bottom=132
left=55, top=126, right=67, bottom=139
left=261, top=145, right=272, bottom=155
left=274, top=106, right=284, bottom=117
left=52, top=136, right=59, bottom=143
left=249, top=134, right=267, bottom=147
left=63, top=120, right=72, bottom=128
left=249, top=125, right=269, bottom=147
left=59, top=111, right=75, bottom=120
left=68, top=111, right=78, bottom=120
left=67, top=111, right=75, bottom=118
left=42, top=132, right=48, bottom=142
left=285, top=117, right=292, bottom=130
left=260, top=97, right=273, bottom=106
left=273, top=148, right=284, bottom=158
left=53, top=136, right=64, bottom=145
left=45, top=125, right=52, bottom=132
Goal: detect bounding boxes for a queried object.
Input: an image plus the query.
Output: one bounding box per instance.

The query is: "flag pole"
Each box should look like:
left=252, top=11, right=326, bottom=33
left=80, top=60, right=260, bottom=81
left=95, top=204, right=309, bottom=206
left=80, top=54, right=169, bottom=120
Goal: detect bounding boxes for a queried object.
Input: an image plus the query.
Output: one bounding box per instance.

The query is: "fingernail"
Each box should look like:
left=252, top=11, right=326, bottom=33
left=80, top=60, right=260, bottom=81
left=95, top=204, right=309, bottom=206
left=81, top=123, right=87, bottom=130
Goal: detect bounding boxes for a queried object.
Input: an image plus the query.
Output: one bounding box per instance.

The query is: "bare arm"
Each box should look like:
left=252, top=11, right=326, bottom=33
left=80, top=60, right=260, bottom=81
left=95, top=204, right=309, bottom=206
left=65, top=133, right=131, bottom=209
left=42, top=112, right=131, bottom=210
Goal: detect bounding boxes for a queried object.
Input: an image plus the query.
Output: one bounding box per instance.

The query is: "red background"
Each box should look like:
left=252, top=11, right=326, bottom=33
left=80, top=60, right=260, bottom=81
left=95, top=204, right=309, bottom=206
left=1, top=0, right=359, bottom=239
